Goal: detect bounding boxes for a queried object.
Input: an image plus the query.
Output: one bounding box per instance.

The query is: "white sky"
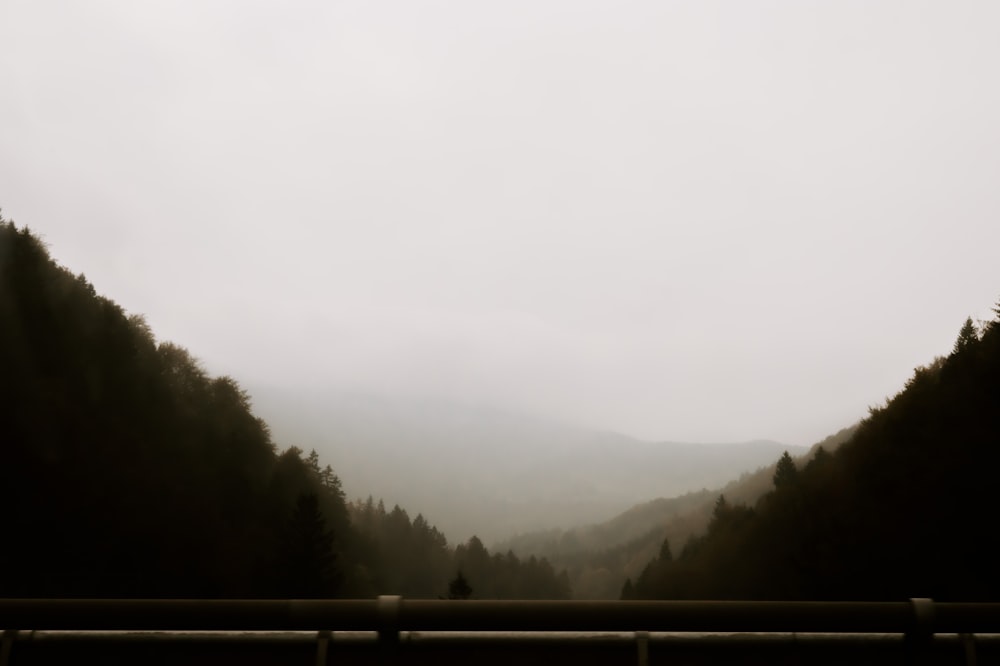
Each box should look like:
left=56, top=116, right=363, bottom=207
left=2, top=1, right=999, bottom=446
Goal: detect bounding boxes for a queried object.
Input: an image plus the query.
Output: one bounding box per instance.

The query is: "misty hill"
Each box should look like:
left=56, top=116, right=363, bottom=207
left=497, top=426, right=856, bottom=598
left=247, top=386, right=805, bottom=542
left=0, top=218, right=568, bottom=599
left=629, top=308, right=1000, bottom=601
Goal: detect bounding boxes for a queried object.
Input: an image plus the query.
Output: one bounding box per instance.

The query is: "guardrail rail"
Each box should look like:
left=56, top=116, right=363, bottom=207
left=3, top=597, right=998, bottom=665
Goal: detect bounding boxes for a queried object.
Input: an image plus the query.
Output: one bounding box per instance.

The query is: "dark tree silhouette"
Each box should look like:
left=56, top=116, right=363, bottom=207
left=712, top=494, right=729, bottom=520
left=448, top=570, right=473, bottom=599
left=281, top=494, right=340, bottom=598
left=772, top=451, right=798, bottom=489
left=658, top=538, right=673, bottom=562
left=805, top=445, right=830, bottom=473
left=953, top=316, right=979, bottom=354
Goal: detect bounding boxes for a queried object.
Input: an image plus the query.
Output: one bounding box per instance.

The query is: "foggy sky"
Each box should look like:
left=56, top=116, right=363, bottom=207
left=2, top=1, right=999, bottom=446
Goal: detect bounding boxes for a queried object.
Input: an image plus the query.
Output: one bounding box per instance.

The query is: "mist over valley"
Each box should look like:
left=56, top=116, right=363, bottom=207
left=3, top=0, right=1000, bottom=609
left=248, top=386, right=806, bottom=542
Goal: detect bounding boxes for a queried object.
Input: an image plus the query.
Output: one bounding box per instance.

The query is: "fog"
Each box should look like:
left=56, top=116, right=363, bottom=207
left=2, top=1, right=999, bottom=446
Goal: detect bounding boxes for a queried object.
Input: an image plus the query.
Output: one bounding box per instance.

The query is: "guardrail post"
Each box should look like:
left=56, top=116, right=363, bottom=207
left=378, top=595, right=402, bottom=644
left=378, top=594, right=402, bottom=663
left=962, top=632, right=978, bottom=666
left=635, top=630, right=649, bottom=666
left=315, top=629, right=332, bottom=666
left=377, top=594, right=403, bottom=664
left=1, top=629, right=15, bottom=666
left=907, top=597, right=935, bottom=665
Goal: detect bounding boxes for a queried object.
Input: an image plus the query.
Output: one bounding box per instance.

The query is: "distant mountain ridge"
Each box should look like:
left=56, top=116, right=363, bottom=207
left=248, top=387, right=806, bottom=542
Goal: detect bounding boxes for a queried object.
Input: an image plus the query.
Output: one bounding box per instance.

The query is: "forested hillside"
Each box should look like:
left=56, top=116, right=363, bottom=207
left=498, top=426, right=855, bottom=598
left=349, top=498, right=570, bottom=599
left=628, top=309, right=1000, bottom=601
left=0, top=218, right=568, bottom=599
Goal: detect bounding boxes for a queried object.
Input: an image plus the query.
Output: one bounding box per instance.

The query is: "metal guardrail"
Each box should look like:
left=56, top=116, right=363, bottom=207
left=2, top=597, right=999, bottom=665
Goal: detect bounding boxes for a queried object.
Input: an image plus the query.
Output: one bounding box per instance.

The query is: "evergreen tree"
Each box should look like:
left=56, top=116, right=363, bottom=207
left=620, top=578, right=634, bottom=600
left=805, top=445, right=831, bottom=473
left=773, top=451, right=798, bottom=489
left=953, top=316, right=979, bottom=355
left=658, top=538, right=673, bottom=562
left=448, top=570, right=473, bottom=599
left=307, top=449, right=320, bottom=470
left=712, top=494, right=729, bottom=520
left=281, top=494, right=340, bottom=597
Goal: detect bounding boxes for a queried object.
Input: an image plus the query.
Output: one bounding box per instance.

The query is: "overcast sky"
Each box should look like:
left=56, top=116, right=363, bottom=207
left=2, top=1, right=999, bottom=446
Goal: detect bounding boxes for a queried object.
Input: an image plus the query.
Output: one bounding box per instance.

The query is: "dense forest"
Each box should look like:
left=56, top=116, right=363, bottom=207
left=349, top=498, right=569, bottom=599
left=625, top=309, right=1000, bottom=601
left=0, top=218, right=569, bottom=599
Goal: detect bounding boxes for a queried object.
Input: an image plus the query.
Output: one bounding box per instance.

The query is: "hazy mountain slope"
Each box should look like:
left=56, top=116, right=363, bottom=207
left=496, top=425, right=856, bottom=598
left=249, top=386, right=805, bottom=542
left=0, top=221, right=353, bottom=597
left=0, top=219, right=571, bottom=599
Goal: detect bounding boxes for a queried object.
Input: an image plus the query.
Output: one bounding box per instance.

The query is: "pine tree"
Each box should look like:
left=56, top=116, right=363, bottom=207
left=773, top=451, right=798, bottom=489
left=448, top=570, right=473, bottom=599
left=805, top=445, right=831, bottom=473
left=282, top=494, right=340, bottom=597
left=659, top=538, right=673, bottom=562
left=712, top=495, right=729, bottom=521
left=620, top=578, right=634, bottom=600
left=953, top=317, right=979, bottom=355
left=306, top=449, right=321, bottom=473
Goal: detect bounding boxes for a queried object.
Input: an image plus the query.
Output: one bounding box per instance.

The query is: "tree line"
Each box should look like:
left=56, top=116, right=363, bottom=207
left=350, top=498, right=569, bottom=598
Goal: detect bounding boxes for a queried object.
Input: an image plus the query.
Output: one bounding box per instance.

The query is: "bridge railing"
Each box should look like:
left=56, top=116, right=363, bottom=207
left=3, top=597, right=999, bottom=665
